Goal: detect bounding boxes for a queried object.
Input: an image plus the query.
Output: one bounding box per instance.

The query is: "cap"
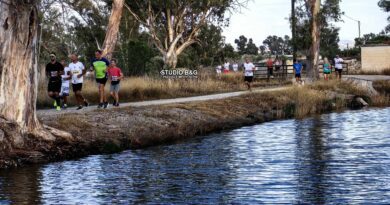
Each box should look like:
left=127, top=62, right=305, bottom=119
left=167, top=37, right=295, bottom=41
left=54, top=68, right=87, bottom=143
left=49, top=53, right=56, bottom=57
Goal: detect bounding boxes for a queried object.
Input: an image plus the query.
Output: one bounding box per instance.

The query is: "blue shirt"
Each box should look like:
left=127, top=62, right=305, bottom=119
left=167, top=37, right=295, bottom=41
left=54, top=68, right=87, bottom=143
left=293, top=63, right=302, bottom=74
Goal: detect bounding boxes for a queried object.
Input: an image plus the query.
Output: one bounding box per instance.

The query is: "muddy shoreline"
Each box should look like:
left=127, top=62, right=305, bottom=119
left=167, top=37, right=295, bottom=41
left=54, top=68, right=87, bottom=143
left=0, top=86, right=384, bottom=168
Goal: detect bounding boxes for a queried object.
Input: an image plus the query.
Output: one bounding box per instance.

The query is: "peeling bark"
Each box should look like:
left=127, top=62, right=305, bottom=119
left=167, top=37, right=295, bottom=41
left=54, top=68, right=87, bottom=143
left=0, top=0, right=41, bottom=132
left=0, top=1, right=73, bottom=163
left=102, top=0, right=125, bottom=60
left=307, top=0, right=321, bottom=81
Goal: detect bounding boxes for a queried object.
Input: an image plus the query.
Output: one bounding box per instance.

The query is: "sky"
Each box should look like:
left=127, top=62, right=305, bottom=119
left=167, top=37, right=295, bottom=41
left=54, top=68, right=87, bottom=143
left=222, top=0, right=389, bottom=49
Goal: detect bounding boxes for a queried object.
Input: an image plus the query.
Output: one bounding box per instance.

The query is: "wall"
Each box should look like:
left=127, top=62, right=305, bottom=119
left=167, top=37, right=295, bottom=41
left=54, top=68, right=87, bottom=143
left=361, top=45, right=390, bottom=71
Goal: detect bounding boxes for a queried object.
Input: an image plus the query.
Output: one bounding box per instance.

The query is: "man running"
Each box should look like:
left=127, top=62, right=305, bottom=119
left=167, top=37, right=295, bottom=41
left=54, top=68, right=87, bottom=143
left=232, top=62, right=239, bottom=72
left=293, top=59, right=303, bottom=84
left=334, top=55, right=344, bottom=80
left=69, top=54, right=89, bottom=110
left=60, top=60, right=71, bottom=109
left=107, top=59, right=123, bottom=107
left=91, top=50, right=110, bottom=108
left=46, top=53, right=63, bottom=111
left=244, top=58, right=256, bottom=90
left=266, top=57, right=274, bottom=81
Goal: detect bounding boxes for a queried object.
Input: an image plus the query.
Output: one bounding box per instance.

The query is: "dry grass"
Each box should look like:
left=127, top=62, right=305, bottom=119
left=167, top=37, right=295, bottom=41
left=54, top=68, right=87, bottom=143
left=357, top=68, right=390, bottom=76
left=37, top=73, right=290, bottom=108
left=373, top=80, right=390, bottom=95
left=308, top=79, right=369, bottom=96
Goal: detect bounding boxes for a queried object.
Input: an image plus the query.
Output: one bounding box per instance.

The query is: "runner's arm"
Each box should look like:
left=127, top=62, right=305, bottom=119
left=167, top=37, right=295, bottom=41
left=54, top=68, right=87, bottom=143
left=119, top=70, right=124, bottom=80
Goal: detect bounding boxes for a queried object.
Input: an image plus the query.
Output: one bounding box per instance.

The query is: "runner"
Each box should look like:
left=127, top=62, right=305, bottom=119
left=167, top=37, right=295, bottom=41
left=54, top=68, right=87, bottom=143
left=107, top=59, right=124, bottom=107
left=232, top=62, right=239, bottom=72
left=244, top=58, right=256, bottom=90
left=323, top=57, right=331, bottom=81
left=334, top=55, right=344, bottom=80
left=266, top=57, right=274, bottom=81
left=91, top=50, right=110, bottom=108
left=223, top=61, right=230, bottom=73
left=60, top=60, right=71, bottom=109
left=293, top=59, right=303, bottom=84
left=45, top=53, right=63, bottom=111
left=216, top=64, right=222, bottom=78
left=69, top=54, right=89, bottom=110
left=274, top=56, right=282, bottom=71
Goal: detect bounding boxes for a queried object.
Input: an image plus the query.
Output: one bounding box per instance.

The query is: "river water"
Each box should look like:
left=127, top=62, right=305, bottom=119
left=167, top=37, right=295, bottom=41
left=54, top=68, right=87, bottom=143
left=0, top=108, right=389, bottom=204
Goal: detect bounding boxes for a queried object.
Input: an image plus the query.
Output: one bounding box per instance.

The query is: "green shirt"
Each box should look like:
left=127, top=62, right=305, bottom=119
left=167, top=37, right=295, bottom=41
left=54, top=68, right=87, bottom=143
left=92, top=57, right=110, bottom=79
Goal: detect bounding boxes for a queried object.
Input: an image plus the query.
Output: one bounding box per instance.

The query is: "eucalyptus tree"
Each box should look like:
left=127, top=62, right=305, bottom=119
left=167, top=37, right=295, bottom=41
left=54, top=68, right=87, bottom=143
left=0, top=0, right=73, bottom=155
left=125, top=0, right=248, bottom=68
left=294, top=0, right=343, bottom=80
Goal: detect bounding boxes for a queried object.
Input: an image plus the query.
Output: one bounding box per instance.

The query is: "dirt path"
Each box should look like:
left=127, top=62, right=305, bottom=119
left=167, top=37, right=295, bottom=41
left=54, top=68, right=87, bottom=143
left=38, top=86, right=290, bottom=116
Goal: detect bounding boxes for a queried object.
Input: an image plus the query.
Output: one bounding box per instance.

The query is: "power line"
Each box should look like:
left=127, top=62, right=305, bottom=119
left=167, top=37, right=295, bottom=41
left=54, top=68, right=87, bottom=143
left=342, top=13, right=361, bottom=38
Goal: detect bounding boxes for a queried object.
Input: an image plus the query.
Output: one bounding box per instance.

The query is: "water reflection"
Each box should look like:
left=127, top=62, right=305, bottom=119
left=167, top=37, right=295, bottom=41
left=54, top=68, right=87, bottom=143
left=295, top=116, right=330, bottom=204
left=0, top=166, right=42, bottom=204
left=0, top=108, right=388, bottom=204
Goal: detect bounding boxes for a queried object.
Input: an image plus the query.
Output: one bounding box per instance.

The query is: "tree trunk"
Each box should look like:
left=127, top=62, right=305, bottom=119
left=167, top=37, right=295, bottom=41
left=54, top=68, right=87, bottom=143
left=307, top=0, right=321, bottom=81
left=0, top=1, right=74, bottom=159
left=102, top=0, right=125, bottom=60
left=164, top=50, right=178, bottom=69
left=0, top=0, right=41, bottom=132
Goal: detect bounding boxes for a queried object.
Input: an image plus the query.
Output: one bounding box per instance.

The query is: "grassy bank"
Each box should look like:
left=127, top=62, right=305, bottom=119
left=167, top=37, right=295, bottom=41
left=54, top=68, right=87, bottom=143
left=2, top=79, right=388, bottom=168
left=33, top=81, right=388, bottom=162
left=38, top=72, right=290, bottom=108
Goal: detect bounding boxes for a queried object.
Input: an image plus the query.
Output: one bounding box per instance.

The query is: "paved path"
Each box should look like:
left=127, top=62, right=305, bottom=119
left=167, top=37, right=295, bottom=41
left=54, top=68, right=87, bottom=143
left=343, top=75, right=390, bottom=81
left=38, top=86, right=290, bottom=116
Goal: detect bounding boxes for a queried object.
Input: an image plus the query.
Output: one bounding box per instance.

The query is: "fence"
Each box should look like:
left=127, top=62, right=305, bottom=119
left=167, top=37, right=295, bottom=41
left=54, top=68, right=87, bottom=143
left=252, top=63, right=348, bottom=80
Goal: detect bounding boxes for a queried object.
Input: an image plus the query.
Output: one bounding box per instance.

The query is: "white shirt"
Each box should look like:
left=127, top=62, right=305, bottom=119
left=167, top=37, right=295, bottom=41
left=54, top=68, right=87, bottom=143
left=334, top=57, right=343, bottom=69
left=69, top=61, right=85, bottom=84
left=61, top=67, right=71, bottom=86
left=244, top=62, right=255, bottom=77
left=233, top=64, right=238, bottom=71
left=216, top=65, right=222, bottom=73
left=224, top=62, right=230, bottom=70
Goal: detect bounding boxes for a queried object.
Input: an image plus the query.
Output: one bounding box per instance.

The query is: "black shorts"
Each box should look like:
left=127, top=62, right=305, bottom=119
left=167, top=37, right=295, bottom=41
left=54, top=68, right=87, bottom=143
left=295, top=73, right=301, bottom=78
left=267, top=67, right=273, bottom=76
left=48, top=81, right=61, bottom=93
left=96, top=78, right=107, bottom=85
left=336, top=69, right=343, bottom=74
left=244, top=76, right=253, bottom=82
left=72, top=83, right=83, bottom=92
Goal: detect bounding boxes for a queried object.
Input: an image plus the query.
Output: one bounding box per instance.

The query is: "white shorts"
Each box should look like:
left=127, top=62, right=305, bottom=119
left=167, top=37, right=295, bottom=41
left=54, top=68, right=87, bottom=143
left=60, top=85, right=70, bottom=97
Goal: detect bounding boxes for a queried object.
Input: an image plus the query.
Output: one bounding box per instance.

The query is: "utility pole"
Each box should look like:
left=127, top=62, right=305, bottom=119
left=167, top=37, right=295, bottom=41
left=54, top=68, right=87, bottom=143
left=358, top=20, right=361, bottom=39
left=344, top=14, right=361, bottom=39
left=291, top=0, right=297, bottom=60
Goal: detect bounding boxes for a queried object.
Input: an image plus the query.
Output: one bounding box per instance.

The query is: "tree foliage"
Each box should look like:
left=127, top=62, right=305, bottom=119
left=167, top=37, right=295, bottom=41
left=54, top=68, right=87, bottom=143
left=125, top=0, right=247, bottom=68
left=378, top=0, right=390, bottom=33
left=262, top=35, right=292, bottom=55
left=293, top=0, right=343, bottom=57
left=354, top=33, right=390, bottom=46
left=234, top=35, right=258, bottom=55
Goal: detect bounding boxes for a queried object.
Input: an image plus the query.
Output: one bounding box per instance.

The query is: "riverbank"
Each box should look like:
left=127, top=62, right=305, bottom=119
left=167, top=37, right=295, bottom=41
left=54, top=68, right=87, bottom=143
left=1, top=80, right=389, bottom=168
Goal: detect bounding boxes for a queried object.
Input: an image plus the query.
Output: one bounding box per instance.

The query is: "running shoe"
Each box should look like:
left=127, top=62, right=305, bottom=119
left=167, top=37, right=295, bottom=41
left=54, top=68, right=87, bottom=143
left=62, top=104, right=68, bottom=109
left=103, top=102, right=108, bottom=109
left=53, top=100, right=57, bottom=107
left=84, top=100, right=89, bottom=107
left=76, top=106, right=83, bottom=110
left=56, top=106, right=61, bottom=111
left=97, top=103, right=103, bottom=108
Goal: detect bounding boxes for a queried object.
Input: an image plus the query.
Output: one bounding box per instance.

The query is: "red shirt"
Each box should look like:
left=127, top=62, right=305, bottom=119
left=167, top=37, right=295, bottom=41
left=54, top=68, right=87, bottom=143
left=107, top=67, right=122, bottom=82
left=266, top=59, right=273, bottom=68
